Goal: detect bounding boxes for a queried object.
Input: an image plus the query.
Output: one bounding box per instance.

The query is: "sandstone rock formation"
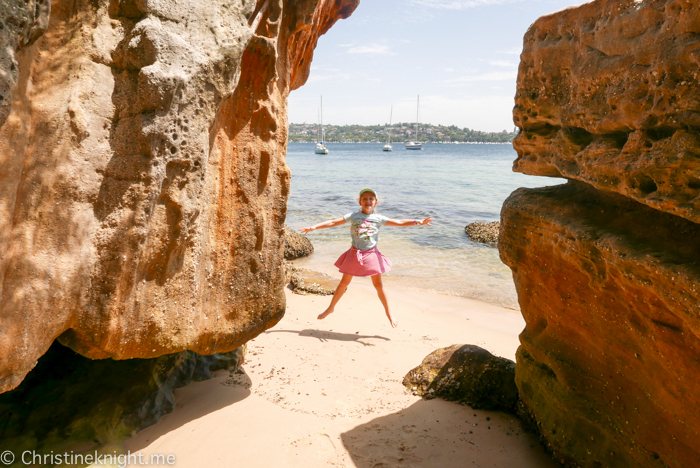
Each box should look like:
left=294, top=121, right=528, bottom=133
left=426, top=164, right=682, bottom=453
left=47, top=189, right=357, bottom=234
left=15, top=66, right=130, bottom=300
left=513, top=0, right=700, bottom=224
left=502, top=1, right=700, bottom=467
left=403, top=344, right=518, bottom=413
left=0, top=0, right=358, bottom=393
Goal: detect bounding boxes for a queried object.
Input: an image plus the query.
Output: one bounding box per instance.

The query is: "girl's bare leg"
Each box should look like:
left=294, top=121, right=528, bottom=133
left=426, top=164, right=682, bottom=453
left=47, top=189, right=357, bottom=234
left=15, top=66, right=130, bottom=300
left=318, top=274, right=354, bottom=320
left=371, top=274, right=398, bottom=328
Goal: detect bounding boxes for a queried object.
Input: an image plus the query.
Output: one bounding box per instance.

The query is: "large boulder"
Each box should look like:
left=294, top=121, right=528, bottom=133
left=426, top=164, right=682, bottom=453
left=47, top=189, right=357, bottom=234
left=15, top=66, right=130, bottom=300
left=503, top=1, right=700, bottom=466
left=284, top=225, right=314, bottom=259
left=403, top=344, right=518, bottom=413
left=0, top=0, right=359, bottom=393
left=501, top=180, right=700, bottom=468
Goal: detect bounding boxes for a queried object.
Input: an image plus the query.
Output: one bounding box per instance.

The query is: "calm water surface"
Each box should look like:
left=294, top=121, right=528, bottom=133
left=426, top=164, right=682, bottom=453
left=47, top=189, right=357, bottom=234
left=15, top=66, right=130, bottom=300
left=284, top=143, right=563, bottom=309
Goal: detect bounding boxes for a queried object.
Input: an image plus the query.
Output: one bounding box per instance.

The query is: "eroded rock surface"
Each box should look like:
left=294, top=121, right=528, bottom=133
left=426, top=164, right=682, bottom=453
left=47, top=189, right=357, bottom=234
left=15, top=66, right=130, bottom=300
left=403, top=344, right=518, bottom=413
left=501, top=181, right=700, bottom=468
left=504, top=1, right=700, bottom=466
left=514, top=0, right=700, bottom=224
left=0, top=0, right=51, bottom=127
left=0, top=0, right=358, bottom=393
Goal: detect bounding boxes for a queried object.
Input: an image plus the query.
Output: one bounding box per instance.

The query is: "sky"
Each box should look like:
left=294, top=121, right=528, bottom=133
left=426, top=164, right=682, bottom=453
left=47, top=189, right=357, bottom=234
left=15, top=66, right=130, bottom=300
left=287, top=0, right=586, bottom=132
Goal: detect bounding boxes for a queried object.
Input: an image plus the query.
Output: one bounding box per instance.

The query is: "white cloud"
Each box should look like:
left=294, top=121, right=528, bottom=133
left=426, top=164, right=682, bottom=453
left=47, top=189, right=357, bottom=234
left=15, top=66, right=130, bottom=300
left=488, top=60, right=518, bottom=67
left=499, top=46, right=523, bottom=55
left=346, top=44, right=395, bottom=55
left=307, top=73, right=351, bottom=83
left=309, top=65, right=342, bottom=72
left=444, top=70, right=517, bottom=83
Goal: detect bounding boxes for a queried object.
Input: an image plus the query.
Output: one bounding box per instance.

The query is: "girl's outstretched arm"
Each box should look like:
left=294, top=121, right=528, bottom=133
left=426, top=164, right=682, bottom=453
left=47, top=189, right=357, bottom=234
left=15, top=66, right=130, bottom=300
left=300, top=217, right=346, bottom=234
left=385, top=216, right=433, bottom=227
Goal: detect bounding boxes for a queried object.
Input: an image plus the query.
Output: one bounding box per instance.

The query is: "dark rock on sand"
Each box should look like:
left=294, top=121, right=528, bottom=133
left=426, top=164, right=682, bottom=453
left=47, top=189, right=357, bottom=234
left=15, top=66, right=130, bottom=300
left=285, top=262, right=337, bottom=296
left=465, top=221, right=500, bottom=245
left=403, top=344, right=518, bottom=413
left=0, top=341, right=245, bottom=453
left=284, top=225, right=315, bottom=260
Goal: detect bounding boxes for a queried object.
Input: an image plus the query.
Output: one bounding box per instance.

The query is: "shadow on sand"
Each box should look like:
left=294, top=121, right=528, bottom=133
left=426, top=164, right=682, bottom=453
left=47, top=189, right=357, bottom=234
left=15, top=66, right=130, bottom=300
left=266, top=328, right=390, bottom=346
left=341, top=398, right=555, bottom=468
left=125, top=370, right=252, bottom=452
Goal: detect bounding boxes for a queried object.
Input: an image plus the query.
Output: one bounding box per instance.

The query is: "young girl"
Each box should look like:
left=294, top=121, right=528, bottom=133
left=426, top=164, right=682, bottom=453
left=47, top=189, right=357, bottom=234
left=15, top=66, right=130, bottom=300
left=300, top=188, right=433, bottom=328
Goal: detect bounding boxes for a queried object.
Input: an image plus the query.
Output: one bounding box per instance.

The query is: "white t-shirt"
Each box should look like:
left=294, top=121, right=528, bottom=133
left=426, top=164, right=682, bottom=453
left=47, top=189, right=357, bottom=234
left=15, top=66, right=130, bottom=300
left=343, top=211, right=389, bottom=250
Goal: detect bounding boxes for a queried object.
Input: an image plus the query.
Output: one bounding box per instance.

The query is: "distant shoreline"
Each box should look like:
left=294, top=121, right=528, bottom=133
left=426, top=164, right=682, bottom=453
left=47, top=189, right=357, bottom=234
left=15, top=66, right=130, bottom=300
left=289, top=122, right=517, bottom=144
left=287, top=141, right=514, bottom=145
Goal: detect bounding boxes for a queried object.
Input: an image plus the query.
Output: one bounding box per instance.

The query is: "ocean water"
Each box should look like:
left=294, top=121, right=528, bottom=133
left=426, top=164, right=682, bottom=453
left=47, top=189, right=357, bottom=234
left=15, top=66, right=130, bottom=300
left=284, top=143, right=564, bottom=309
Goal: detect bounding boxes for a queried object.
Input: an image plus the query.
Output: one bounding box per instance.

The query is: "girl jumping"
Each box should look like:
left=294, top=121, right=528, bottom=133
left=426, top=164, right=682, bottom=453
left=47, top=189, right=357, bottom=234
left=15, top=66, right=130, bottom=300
left=300, top=188, right=433, bottom=328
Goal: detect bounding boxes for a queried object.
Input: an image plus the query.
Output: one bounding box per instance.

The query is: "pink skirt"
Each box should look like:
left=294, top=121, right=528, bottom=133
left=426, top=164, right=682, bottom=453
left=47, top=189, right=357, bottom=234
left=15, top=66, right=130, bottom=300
left=334, top=246, right=392, bottom=277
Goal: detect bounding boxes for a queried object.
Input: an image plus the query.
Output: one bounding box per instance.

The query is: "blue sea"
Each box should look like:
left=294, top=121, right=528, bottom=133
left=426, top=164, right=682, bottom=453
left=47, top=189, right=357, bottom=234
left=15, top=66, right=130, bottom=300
left=284, top=143, right=564, bottom=309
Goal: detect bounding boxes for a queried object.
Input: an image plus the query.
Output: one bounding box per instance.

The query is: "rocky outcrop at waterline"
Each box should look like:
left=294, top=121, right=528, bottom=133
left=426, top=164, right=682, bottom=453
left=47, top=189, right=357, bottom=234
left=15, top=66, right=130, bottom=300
left=0, top=0, right=359, bottom=394
left=284, top=262, right=336, bottom=296
left=284, top=225, right=314, bottom=260
left=502, top=1, right=700, bottom=467
left=464, top=221, right=499, bottom=245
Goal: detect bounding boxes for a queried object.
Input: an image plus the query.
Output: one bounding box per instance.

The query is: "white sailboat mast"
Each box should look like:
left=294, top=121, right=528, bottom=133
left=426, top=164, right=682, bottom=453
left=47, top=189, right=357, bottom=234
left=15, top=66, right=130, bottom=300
left=416, top=95, right=420, bottom=141
left=388, top=105, right=393, bottom=145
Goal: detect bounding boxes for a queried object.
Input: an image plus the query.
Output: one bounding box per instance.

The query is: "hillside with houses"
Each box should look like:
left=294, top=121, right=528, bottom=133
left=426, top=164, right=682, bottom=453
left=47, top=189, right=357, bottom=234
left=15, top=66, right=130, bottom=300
left=289, top=122, right=516, bottom=144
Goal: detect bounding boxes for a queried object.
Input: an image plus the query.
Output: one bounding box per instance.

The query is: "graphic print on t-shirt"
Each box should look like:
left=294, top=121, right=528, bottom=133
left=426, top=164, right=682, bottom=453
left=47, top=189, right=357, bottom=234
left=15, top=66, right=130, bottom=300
left=353, top=219, right=379, bottom=241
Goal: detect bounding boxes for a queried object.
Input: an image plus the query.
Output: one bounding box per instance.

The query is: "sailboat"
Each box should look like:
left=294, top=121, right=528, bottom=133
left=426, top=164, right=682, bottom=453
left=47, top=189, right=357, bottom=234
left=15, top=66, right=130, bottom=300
left=314, top=95, right=329, bottom=155
left=405, top=95, right=423, bottom=150
left=383, top=106, right=393, bottom=152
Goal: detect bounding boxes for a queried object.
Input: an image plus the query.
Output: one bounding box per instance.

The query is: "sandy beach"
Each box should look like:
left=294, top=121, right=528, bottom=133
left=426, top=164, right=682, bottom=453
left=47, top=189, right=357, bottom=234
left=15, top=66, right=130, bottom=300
left=124, top=280, right=556, bottom=467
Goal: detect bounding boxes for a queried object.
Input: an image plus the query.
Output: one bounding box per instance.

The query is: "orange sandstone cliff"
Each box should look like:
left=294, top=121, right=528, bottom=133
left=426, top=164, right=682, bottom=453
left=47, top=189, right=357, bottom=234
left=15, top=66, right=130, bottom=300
left=500, top=1, right=700, bottom=467
left=0, top=0, right=358, bottom=394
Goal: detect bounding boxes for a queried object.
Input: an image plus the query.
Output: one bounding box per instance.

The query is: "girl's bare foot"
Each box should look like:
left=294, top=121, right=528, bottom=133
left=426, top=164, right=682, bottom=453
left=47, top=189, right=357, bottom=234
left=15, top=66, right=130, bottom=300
left=318, top=308, right=333, bottom=320
left=386, top=312, right=398, bottom=328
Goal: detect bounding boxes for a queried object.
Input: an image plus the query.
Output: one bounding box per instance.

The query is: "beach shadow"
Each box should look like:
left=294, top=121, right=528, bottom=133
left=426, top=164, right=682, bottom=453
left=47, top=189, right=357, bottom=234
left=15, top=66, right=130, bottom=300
left=266, top=329, right=390, bottom=346
left=341, top=398, right=556, bottom=468
left=125, top=370, right=252, bottom=452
